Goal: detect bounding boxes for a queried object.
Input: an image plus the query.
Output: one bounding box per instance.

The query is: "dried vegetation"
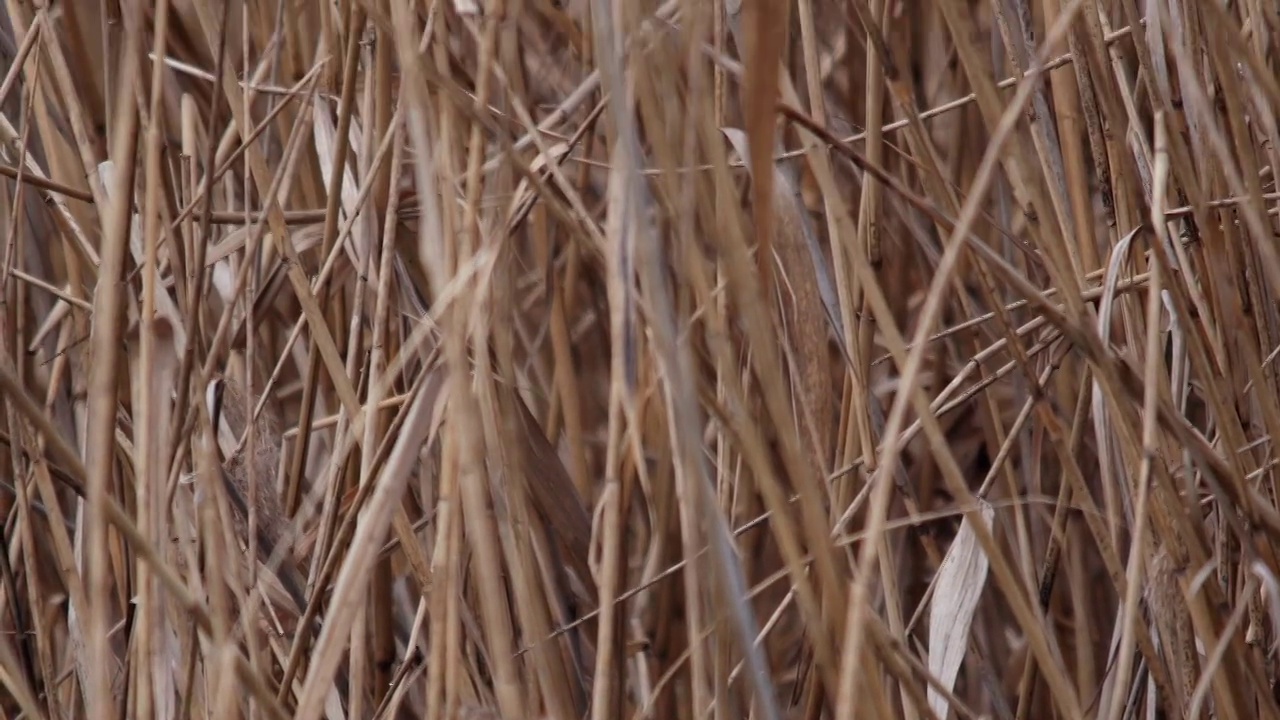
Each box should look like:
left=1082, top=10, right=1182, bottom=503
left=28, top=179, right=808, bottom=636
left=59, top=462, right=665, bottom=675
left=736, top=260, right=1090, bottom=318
left=1, top=0, right=1280, bottom=718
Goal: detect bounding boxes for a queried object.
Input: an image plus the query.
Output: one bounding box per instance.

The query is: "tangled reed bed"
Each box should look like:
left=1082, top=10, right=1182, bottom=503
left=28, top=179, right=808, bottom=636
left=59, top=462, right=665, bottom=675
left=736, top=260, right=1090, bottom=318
left=2, top=0, right=1280, bottom=718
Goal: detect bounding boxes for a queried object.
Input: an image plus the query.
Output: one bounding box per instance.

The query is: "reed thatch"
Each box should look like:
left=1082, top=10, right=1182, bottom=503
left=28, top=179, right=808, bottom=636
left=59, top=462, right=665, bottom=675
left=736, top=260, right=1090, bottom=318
left=1, top=0, right=1279, bottom=718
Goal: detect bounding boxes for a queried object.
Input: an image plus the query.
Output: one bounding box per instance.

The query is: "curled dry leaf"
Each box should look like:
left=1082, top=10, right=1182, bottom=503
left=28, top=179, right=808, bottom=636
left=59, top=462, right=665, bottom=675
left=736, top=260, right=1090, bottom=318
left=928, top=499, right=995, bottom=719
